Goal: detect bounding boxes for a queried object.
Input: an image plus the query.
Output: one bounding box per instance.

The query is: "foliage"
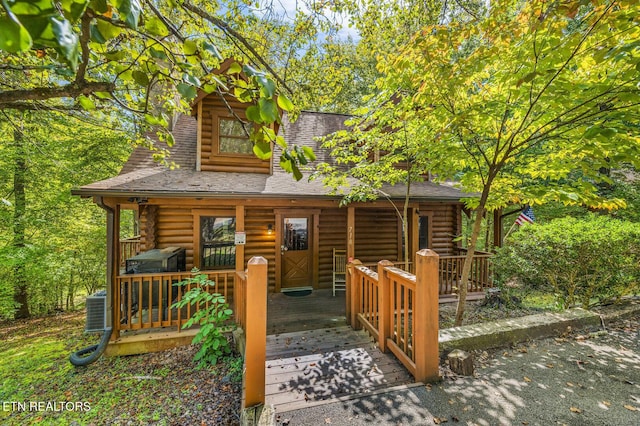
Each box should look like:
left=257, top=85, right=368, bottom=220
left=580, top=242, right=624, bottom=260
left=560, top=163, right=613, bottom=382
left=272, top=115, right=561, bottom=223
left=0, top=0, right=318, bottom=175
left=321, top=0, right=640, bottom=325
left=171, top=269, right=233, bottom=367
left=0, top=311, right=242, bottom=425
left=0, top=110, right=131, bottom=318
left=494, top=215, right=640, bottom=309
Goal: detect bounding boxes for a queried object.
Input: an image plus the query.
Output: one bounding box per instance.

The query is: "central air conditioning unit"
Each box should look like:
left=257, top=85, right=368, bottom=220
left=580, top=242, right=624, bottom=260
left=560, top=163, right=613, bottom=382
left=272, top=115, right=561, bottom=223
left=85, top=290, right=107, bottom=333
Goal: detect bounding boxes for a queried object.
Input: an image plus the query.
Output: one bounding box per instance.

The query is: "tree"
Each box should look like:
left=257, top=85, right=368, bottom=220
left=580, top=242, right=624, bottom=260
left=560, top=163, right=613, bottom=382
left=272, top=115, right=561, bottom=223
left=0, top=110, right=132, bottom=318
left=323, top=0, right=640, bottom=325
left=0, top=0, right=317, bottom=174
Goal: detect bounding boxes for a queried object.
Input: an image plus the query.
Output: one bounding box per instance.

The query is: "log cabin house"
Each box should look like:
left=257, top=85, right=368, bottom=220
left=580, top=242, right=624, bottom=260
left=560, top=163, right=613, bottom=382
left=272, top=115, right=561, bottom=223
left=73, top=87, right=494, bottom=354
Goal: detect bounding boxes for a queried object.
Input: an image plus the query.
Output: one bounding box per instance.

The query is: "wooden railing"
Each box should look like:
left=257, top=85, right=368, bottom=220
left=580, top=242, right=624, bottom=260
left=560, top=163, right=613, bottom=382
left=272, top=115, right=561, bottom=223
left=119, top=236, right=141, bottom=267
left=438, top=250, right=493, bottom=296
left=114, top=269, right=235, bottom=332
left=234, top=270, right=247, bottom=331
left=348, top=250, right=440, bottom=383
left=349, top=263, right=380, bottom=340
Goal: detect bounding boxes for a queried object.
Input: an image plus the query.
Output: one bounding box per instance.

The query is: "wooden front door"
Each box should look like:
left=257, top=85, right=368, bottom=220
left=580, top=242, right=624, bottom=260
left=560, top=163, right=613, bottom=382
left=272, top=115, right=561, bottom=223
left=280, top=215, right=313, bottom=290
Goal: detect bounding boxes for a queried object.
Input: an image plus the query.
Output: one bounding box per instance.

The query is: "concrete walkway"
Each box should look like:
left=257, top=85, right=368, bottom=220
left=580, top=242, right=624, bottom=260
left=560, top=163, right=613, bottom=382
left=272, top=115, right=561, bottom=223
left=264, top=303, right=640, bottom=426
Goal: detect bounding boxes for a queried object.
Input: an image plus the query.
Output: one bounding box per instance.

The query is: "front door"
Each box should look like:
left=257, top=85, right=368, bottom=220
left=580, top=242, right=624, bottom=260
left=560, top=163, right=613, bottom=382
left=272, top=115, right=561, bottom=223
left=280, top=215, right=313, bottom=290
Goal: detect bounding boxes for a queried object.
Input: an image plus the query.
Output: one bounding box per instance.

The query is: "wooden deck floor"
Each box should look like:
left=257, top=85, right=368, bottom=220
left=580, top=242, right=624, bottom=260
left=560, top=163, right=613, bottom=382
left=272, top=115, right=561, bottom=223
left=267, top=288, right=347, bottom=335
left=265, top=326, right=414, bottom=412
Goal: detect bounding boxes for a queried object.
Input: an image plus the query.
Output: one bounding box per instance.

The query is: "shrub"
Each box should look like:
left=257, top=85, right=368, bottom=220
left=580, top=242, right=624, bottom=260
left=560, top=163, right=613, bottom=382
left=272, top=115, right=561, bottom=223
left=494, top=215, right=640, bottom=309
left=172, top=269, right=233, bottom=367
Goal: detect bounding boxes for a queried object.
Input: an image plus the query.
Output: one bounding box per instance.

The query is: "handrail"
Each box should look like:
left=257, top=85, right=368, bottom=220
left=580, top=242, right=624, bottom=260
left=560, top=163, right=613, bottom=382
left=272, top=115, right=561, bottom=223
left=119, top=235, right=141, bottom=267
left=114, top=269, right=235, bottom=332
left=348, top=251, right=440, bottom=383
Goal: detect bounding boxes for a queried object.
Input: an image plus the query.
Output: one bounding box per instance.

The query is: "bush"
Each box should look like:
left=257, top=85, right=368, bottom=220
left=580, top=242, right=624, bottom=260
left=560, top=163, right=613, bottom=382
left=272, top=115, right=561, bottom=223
left=172, top=269, right=233, bottom=367
left=494, top=215, right=640, bottom=309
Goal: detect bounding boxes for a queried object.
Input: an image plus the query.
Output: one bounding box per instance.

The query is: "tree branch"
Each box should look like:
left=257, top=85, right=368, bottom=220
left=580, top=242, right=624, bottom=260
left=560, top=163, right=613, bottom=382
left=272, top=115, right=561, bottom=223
left=76, top=11, right=92, bottom=83
left=0, top=82, right=115, bottom=105
left=181, top=1, right=293, bottom=95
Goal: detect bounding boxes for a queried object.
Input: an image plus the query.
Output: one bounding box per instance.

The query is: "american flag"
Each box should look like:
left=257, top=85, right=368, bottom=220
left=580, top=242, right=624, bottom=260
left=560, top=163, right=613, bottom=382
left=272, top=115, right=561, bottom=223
left=515, top=205, right=535, bottom=226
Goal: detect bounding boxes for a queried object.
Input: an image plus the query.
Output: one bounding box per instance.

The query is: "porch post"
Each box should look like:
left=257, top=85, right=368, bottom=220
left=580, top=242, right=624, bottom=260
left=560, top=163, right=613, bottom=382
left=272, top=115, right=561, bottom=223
left=235, top=205, right=245, bottom=271
left=377, top=260, right=394, bottom=352
left=347, top=206, right=355, bottom=261
left=243, top=256, right=268, bottom=408
left=414, top=249, right=440, bottom=383
left=347, top=259, right=362, bottom=330
left=493, top=208, right=502, bottom=249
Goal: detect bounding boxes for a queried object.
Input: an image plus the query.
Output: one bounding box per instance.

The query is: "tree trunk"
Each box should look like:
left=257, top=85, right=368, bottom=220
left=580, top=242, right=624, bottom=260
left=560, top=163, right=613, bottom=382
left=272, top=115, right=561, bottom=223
left=13, top=123, right=30, bottom=319
left=454, top=178, right=493, bottom=326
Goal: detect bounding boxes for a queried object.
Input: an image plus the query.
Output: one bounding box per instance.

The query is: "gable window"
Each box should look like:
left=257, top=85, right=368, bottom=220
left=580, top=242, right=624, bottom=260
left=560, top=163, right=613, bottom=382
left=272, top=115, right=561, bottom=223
left=200, top=216, right=235, bottom=269
left=218, top=117, right=253, bottom=155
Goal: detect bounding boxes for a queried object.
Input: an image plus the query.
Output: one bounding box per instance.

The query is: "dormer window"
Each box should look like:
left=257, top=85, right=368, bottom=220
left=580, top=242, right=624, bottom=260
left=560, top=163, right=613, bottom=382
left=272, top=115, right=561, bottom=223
left=219, top=117, right=253, bottom=155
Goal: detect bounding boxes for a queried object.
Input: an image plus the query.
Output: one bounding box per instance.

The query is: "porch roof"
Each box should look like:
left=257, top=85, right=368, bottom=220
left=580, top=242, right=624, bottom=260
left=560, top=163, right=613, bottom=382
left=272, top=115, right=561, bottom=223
left=72, top=168, right=468, bottom=201
left=73, top=110, right=471, bottom=201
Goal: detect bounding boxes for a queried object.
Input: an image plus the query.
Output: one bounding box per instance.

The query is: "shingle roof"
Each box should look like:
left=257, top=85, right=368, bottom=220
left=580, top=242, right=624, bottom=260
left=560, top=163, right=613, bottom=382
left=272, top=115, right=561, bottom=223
left=74, top=111, right=467, bottom=202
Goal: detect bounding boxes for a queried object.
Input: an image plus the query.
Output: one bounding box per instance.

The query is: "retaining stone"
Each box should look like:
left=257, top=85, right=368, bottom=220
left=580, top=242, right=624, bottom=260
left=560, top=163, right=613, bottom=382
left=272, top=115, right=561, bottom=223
left=438, top=308, right=602, bottom=353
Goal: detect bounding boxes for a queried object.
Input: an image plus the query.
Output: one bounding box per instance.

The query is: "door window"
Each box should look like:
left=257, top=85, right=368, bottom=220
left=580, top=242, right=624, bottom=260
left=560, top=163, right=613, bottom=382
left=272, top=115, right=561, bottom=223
left=283, top=218, right=308, bottom=251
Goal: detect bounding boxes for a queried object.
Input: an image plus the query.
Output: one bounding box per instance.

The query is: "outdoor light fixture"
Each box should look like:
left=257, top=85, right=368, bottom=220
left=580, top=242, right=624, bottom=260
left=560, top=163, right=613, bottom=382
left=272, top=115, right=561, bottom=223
left=267, top=224, right=273, bottom=235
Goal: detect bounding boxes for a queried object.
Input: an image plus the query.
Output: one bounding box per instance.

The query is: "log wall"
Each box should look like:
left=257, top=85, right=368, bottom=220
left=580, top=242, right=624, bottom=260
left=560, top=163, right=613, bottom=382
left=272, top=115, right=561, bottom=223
left=129, top=198, right=462, bottom=292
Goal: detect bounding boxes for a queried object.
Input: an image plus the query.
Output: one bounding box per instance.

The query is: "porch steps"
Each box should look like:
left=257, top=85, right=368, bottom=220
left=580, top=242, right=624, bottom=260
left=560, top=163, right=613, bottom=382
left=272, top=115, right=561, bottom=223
left=265, top=326, right=414, bottom=413
left=105, top=328, right=199, bottom=357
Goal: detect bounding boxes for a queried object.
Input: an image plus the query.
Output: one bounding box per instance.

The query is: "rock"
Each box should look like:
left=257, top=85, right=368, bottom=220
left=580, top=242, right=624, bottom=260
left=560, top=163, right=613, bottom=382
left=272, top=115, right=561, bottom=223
left=448, top=349, right=475, bottom=376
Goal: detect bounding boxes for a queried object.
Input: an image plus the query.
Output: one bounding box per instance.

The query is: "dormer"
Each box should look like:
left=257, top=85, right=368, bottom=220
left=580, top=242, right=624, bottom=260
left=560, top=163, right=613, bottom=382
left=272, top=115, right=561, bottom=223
left=193, top=93, right=271, bottom=174
left=191, top=60, right=278, bottom=175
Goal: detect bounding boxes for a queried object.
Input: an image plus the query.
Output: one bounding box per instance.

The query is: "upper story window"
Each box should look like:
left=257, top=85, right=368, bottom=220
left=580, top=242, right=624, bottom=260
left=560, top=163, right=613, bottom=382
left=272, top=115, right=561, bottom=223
left=219, top=118, right=253, bottom=155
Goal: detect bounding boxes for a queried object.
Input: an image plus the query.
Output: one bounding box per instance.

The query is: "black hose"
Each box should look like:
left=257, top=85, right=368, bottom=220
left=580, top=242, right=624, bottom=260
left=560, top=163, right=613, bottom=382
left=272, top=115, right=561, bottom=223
left=69, top=327, right=113, bottom=367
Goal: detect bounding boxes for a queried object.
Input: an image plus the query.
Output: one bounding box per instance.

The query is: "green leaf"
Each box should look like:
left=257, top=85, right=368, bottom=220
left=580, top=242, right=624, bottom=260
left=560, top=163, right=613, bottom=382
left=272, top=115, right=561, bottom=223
left=253, top=141, right=272, bottom=160
left=182, top=73, right=200, bottom=87
left=245, top=105, right=262, bottom=123
left=183, top=39, right=198, bottom=55
left=50, top=17, right=79, bottom=69
left=258, top=98, right=278, bottom=123
left=149, top=46, right=167, bottom=60
left=202, top=41, right=222, bottom=60
left=242, top=64, right=264, bottom=77
left=132, top=70, right=149, bottom=87
left=145, top=16, right=169, bottom=37
left=302, top=146, right=316, bottom=161
left=89, top=23, right=106, bottom=43
left=89, top=0, right=108, bottom=13
left=277, top=94, right=294, bottom=112
left=117, top=0, right=141, bottom=29
left=0, top=14, right=33, bottom=52
left=292, top=164, right=303, bottom=181
left=275, top=135, right=287, bottom=149
left=96, top=19, right=121, bottom=40
left=60, top=0, right=89, bottom=22
left=77, top=95, right=95, bottom=110
left=256, top=75, right=275, bottom=98
left=176, top=83, right=197, bottom=99
left=280, top=157, right=293, bottom=173
left=228, top=61, right=242, bottom=74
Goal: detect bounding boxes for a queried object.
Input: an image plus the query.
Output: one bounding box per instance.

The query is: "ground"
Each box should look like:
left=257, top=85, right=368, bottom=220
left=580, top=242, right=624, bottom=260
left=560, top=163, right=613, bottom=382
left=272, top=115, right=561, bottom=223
left=279, top=312, right=640, bottom=425
left=0, top=312, right=242, bottom=426
left=0, top=300, right=627, bottom=425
